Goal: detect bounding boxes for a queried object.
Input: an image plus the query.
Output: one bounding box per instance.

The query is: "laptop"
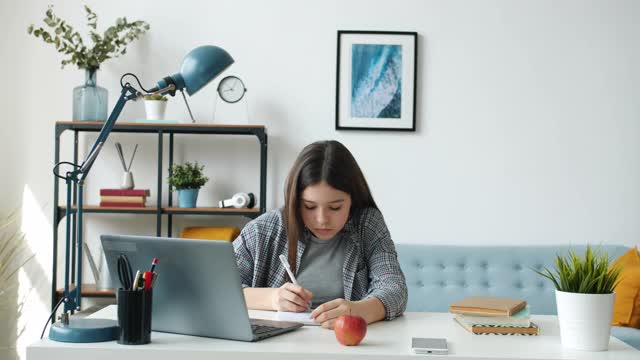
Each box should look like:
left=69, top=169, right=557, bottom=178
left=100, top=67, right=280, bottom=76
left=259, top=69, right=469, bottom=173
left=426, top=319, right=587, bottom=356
left=101, top=234, right=303, bottom=341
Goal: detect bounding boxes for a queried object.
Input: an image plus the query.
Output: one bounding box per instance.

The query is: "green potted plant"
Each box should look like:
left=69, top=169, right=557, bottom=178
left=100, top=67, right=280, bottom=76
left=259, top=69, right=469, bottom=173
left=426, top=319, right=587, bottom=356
left=168, top=161, right=209, bottom=208
left=143, top=94, right=168, bottom=121
left=27, top=5, right=149, bottom=121
left=533, top=246, right=623, bottom=351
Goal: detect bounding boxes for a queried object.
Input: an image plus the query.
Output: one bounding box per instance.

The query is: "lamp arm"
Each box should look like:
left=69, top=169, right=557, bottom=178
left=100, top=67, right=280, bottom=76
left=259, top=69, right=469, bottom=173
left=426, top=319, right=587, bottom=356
left=61, top=83, right=139, bottom=313
left=78, top=84, right=140, bottom=180
left=66, top=81, right=176, bottom=312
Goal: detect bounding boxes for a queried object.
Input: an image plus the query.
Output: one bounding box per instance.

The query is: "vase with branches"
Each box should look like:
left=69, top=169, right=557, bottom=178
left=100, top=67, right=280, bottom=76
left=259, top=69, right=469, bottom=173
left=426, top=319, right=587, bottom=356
left=27, top=5, right=150, bottom=121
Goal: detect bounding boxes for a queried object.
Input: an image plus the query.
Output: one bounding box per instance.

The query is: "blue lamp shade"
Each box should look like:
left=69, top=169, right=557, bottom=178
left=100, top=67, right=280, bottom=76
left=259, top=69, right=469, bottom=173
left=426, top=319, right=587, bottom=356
left=157, top=45, right=234, bottom=96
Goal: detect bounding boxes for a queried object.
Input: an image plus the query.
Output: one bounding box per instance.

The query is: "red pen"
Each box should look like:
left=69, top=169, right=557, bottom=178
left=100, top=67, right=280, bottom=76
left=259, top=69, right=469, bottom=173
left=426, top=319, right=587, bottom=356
left=144, top=271, right=153, bottom=290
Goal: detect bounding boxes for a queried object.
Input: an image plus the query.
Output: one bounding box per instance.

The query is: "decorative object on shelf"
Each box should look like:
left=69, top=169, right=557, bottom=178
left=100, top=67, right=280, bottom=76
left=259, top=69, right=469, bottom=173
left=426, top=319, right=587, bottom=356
left=27, top=5, right=150, bottom=121
left=217, top=75, right=247, bottom=103
left=168, top=161, right=209, bottom=208
left=143, top=94, right=168, bottom=120
left=219, top=192, right=255, bottom=209
left=213, top=75, right=250, bottom=124
left=74, top=68, right=108, bottom=122
left=533, top=245, right=623, bottom=351
left=335, top=31, right=417, bottom=131
left=114, top=142, right=138, bottom=189
left=48, top=45, right=233, bottom=342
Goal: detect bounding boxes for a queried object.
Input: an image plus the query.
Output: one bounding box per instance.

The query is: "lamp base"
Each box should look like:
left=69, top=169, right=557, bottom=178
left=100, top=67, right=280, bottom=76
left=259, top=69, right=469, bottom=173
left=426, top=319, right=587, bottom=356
left=49, top=318, right=118, bottom=343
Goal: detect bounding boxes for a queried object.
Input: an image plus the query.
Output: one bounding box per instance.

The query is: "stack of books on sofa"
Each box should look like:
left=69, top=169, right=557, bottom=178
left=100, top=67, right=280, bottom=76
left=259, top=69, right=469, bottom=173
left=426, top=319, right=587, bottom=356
left=99, top=188, right=150, bottom=207
left=450, top=296, right=539, bottom=335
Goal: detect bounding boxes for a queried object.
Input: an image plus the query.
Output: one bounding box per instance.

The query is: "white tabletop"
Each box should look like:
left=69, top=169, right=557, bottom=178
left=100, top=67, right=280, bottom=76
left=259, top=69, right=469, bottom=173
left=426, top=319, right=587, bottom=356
left=27, top=306, right=638, bottom=360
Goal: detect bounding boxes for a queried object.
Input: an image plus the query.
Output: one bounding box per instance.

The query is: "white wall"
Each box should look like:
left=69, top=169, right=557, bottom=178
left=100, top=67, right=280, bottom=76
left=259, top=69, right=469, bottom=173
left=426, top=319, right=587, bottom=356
left=2, top=0, right=639, bottom=357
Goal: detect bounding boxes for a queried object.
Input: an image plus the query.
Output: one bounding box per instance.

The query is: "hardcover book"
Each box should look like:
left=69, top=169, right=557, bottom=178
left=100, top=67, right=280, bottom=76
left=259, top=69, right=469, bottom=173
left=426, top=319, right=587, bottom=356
left=449, top=296, right=527, bottom=316
left=99, top=202, right=145, bottom=208
left=100, top=195, right=146, bottom=204
left=100, top=189, right=150, bottom=196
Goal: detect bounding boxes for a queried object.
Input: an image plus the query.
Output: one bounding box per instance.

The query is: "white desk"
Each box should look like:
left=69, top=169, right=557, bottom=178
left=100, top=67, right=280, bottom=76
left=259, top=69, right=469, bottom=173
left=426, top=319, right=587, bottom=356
left=27, top=306, right=638, bottom=360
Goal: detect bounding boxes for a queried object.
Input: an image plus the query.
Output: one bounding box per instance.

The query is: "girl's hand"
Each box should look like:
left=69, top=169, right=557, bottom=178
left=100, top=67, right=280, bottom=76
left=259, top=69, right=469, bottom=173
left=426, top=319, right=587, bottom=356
left=311, top=298, right=357, bottom=329
left=271, top=283, right=312, bottom=312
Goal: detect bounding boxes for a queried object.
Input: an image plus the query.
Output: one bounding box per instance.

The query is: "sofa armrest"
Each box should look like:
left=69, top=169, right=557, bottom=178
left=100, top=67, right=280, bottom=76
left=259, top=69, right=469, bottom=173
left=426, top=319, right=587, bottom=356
left=611, top=326, right=640, bottom=350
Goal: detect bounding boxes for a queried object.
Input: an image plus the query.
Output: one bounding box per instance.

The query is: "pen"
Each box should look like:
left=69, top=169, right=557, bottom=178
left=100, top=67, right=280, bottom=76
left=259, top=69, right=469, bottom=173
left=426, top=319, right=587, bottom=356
left=133, top=270, right=142, bottom=291
left=149, top=257, right=158, bottom=273
left=279, top=254, right=312, bottom=308
left=278, top=254, right=299, bottom=285
left=143, top=271, right=153, bottom=291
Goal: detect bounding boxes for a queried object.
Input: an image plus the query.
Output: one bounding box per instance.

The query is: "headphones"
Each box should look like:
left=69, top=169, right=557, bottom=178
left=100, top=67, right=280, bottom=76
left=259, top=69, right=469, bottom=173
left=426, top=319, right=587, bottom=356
left=219, top=192, right=256, bottom=209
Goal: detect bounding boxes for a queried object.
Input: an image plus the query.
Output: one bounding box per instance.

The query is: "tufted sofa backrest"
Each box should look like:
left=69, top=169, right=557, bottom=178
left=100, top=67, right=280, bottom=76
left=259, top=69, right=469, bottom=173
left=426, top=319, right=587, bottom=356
left=395, top=244, right=630, bottom=315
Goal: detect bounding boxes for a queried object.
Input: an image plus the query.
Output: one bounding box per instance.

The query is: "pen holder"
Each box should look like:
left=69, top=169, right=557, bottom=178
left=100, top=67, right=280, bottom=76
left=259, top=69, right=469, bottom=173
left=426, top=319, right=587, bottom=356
left=117, top=288, right=152, bottom=345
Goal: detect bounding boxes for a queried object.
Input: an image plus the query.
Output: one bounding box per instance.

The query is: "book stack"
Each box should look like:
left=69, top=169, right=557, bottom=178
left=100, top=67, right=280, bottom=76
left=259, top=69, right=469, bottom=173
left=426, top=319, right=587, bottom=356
left=99, top=189, right=150, bottom=207
left=450, top=296, right=539, bottom=336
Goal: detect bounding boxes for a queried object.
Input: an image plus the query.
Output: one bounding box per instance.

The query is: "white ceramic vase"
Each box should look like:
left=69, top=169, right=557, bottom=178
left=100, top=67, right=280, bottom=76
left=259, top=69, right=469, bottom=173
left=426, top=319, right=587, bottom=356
left=555, top=290, right=615, bottom=351
left=144, top=100, right=167, bottom=120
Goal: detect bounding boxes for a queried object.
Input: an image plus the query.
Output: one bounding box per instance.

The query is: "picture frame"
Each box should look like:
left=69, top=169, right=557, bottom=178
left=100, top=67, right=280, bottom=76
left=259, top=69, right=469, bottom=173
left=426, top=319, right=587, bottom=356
left=335, top=30, right=418, bottom=131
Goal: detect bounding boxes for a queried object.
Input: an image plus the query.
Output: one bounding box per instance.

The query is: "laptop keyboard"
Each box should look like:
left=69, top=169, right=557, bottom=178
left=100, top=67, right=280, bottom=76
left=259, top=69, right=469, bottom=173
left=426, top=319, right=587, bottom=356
left=251, top=324, right=280, bottom=335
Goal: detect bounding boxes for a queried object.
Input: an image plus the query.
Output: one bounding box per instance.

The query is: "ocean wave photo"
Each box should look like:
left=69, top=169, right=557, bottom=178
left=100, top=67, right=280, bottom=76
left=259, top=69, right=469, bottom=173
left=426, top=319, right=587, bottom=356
left=350, top=44, right=402, bottom=119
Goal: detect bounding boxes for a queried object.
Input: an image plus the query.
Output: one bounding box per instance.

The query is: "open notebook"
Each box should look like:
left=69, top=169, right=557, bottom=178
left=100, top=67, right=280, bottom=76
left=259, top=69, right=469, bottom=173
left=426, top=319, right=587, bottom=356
left=276, top=311, right=320, bottom=326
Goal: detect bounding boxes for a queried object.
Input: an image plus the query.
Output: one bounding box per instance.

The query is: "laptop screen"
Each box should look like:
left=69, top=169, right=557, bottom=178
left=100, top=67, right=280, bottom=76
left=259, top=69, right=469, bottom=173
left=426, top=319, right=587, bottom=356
left=101, top=234, right=256, bottom=341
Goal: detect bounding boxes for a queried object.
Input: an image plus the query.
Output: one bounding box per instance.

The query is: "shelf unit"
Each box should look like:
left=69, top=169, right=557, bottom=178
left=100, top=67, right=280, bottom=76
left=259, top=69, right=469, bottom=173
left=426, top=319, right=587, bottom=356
left=52, top=121, right=267, bottom=311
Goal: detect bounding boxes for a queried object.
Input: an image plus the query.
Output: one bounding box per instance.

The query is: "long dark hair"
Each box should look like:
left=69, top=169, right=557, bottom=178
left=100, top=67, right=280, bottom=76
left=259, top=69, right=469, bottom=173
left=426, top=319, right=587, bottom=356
left=283, top=140, right=377, bottom=273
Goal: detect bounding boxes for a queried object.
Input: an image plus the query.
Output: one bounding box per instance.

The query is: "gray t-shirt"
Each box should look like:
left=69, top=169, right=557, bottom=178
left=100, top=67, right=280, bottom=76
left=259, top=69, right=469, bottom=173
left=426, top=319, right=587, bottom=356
left=296, top=233, right=348, bottom=307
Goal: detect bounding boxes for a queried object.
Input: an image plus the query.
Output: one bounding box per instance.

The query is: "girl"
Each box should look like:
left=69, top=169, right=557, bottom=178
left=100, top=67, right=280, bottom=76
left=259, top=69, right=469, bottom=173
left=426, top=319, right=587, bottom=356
left=233, top=140, right=407, bottom=328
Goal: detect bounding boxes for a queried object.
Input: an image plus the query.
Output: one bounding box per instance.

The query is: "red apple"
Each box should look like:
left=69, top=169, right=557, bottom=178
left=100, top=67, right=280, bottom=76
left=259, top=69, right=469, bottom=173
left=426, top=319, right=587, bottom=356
left=334, top=314, right=367, bottom=346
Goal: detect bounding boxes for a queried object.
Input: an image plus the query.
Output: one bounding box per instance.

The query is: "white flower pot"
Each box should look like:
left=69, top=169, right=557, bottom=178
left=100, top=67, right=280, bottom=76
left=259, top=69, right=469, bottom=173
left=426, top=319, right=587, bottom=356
left=555, top=290, right=615, bottom=351
left=144, top=100, right=167, bottom=120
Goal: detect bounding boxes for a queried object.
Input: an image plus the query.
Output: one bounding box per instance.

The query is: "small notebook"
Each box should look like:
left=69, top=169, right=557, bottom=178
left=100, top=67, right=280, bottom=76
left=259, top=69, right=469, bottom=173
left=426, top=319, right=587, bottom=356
left=275, top=311, right=319, bottom=326
left=455, top=305, right=531, bottom=327
left=454, top=316, right=539, bottom=335
left=449, top=296, right=527, bottom=316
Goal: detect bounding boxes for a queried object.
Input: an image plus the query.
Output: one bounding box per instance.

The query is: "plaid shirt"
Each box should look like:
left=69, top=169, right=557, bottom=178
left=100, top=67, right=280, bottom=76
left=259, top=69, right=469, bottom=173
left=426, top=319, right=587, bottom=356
left=233, top=207, right=407, bottom=320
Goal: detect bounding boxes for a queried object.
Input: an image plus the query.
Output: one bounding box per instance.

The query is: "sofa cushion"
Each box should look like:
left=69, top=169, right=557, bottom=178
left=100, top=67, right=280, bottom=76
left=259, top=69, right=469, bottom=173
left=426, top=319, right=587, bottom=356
left=396, top=245, right=630, bottom=315
left=610, top=246, right=640, bottom=328
left=611, top=326, right=640, bottom=350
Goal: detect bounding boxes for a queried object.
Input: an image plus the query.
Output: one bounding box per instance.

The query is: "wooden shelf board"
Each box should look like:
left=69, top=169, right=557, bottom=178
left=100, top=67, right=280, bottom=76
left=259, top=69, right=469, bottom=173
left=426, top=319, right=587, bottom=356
left=60, top=205, right=159, bottom=213
left=59, top=206, right=260, bottom=215
left=164, top=207, right=260, bottom=213
left=56, top=284, right=115, bottom=297
left=57, top=121, right=264, bottom=129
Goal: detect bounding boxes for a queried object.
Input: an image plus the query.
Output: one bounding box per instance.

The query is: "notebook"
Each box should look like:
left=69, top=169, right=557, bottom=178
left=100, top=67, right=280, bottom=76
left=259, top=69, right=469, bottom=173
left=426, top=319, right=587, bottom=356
left=454, top=316, right=539, bottom=335
left=455, top=305, right=531, bottom=327
left=449, top=296, right=527, bottom=316
left=275, top=311, right=320, bottom=326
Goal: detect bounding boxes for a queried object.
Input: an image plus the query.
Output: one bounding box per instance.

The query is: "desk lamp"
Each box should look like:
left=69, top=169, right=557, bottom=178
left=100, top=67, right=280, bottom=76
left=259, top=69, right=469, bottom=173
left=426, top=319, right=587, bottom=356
left=48, top=45, right=233, bottom=342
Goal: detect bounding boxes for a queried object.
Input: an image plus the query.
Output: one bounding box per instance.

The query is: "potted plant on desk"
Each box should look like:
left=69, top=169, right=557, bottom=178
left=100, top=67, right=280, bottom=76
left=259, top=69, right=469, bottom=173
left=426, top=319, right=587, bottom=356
left=534, top=246, right=623, bottom=351
left=168, top=161, right=209, bottom=208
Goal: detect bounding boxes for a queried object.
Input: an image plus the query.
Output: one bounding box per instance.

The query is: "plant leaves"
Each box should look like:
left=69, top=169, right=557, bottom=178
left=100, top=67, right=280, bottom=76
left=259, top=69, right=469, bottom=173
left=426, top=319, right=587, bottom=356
left=532, top=245, right=623, bottom=294
left=27, top=5, right=149, bottom=69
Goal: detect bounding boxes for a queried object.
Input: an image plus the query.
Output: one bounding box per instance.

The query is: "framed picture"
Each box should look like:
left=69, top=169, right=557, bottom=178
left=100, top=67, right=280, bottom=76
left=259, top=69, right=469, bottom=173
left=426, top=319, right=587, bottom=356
left=336, top=30, right=418, bottom=131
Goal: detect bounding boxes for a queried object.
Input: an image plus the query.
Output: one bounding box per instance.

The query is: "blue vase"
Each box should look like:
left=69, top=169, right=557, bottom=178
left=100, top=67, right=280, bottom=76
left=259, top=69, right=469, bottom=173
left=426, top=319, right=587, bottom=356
left=73, top=68, right=108, bottom=121
left=177, top=189, right=199, bottom=208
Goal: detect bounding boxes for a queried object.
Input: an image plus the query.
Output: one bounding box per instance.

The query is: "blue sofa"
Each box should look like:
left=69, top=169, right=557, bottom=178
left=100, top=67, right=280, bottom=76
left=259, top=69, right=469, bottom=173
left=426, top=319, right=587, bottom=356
left=395, top=244, right=640, bottom=350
